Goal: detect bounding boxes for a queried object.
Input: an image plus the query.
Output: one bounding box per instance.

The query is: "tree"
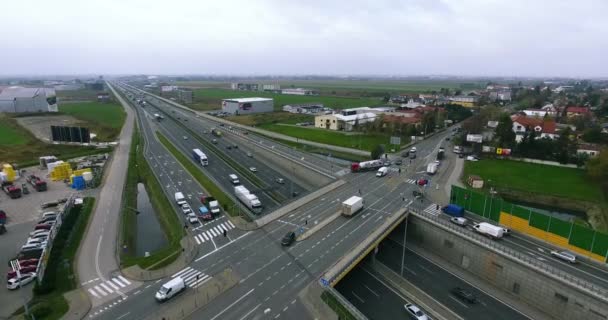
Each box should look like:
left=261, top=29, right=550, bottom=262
left=555, top=127, right=575, bottom=163
left=495, top=114, right=516, bottom=148
left=582, top=127, right=603, bottom=143
left=371, top=144, right=385, bottom=160
left=461, top=115, right=484, bottom=134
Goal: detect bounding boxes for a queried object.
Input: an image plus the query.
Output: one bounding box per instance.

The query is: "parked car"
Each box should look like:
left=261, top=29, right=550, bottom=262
left=404, top=303, right=428, bottom=320
left=18, top=259, right=39, bottom=267
left=183, top=136, right=188, bottom=140
left=281, top=231, right=296, bottom=246
left=180, top=204, right=192, bottom=214
left=33, top=224, right=52, bottom=231
left=226, top=145, right=232, bottom=150
left=466, top=155, right=479, bottom=161
left=38, top=216, right=57, bottom=224
left=7, top=265, right=37, bottom=279
left=550, top=250, right=577, bottom=263
left=450, top=217, right=468, bottom=226
left=232, top=144, right=238, bottom=149
left=7, top=272, right=36, bottom=290
left=401, top=151, right=410, bottom=158
left=451, top=287, right=478, bottom=303
left=212, top=139, right=218, bottom=144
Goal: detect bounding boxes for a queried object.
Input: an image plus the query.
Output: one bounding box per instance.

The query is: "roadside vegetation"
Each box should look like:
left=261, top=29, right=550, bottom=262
left=189, top=88, right=380, bottom=111
left=226, top=112, right=314, bottom=127
left=321, top=290, right=357, bottom=320
left=14, top=198, right=96, bottom=320
left=156, top=132, right=243, bottom=218
left=0, top=114, right=111, bottom=167
left=120, top=127, right=184, bottom=269
left=278, top=139, right=369, bottom=162
left=59, top=101, right=126, bottom=141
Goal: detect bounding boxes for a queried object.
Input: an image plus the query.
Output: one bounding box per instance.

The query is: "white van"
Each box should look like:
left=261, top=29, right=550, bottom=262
left=155, top=277, right=186, bottom=302
left=229, top=174, right=240, bottom=185
left=376, top=167, right=388, bottom=177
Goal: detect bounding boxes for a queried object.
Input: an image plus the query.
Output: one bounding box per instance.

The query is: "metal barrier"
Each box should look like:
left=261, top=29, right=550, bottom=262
left=408, top=206, right=608, bottom=302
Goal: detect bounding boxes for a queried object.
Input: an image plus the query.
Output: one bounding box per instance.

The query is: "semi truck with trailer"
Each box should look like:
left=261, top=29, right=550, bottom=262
left=192, top=149, right=209, bottom=166
left=350, top=160, right=384, bottom=173
left=26, top=175, right=47, bottom=192
left=342, top=196, right=364, bottom=217
left=473, top=222, right=504, bottom=239
left=234, top=185, right=262, bottom=214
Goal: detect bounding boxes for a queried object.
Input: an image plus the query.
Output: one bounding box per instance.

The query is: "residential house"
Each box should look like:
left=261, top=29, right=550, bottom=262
left=315, top=112, right=376, bottom=131
left=449, top=96, right=478, bottom=107
left=522, top=109, right=556, bottom=118
left=553, top=86, right=574, bottom=93
left=400, top=98, right=424, bottom=109
left=97, top=92, right=110, bottom=103
left=565, top=106, right=590, bottom=118
left=511, top=115, right=558, bottom=142
left=382, top=114, right=422, bottom=126
left=601, top=123, right=608, bottom=134
left=489, top=91, right=512, bottom=102
left=577, top=143, right=601, bottom=157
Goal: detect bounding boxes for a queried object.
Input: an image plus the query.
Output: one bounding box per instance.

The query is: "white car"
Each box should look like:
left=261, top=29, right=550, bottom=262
left=466, top=155, right=479, bottom=161
left=404, top=303, right=428, bottom=320
left=450, top=217, right=468, bottom=226
left=550, top=250, right=577, bottom=263
left=249, top=167, right=257, bottom=172
left=180, top=204, right=192, bottom=214
left=7, top=272, right=37, bottom=290
left=187, top=212, right=198, bottom=224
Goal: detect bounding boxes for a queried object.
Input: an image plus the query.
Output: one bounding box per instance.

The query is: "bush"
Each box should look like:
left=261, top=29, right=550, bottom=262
left=31, top=301, right=52, bottom=318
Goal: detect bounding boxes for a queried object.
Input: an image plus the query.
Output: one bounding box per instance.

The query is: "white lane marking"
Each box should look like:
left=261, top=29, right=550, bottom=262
left=172, top=266, right=192, bottom=278
left=191, top=275, right=211, bottom=288
left=117, top=276, right=131, bottom=285
left=106, top=280, right=120, bottom=291
left=112, top=277, right=127, bottom=288
left=228, top=220, right=235, bottom=228
left=449, top=296, right=470, bottom=308
left=202, top=232, right=209, bottom=241
left=213, top=226, right=222, bottom=235
left=99, top=283, right=113, bottom=293
left=239, top=303, right=261, bottom=320
left=209, top=228, right=217, bottom=237
left=94, top=286, right=108, bottom=296
left=351, top=291, right=365, bottom=303
left=210, top=289, right=255, bottom=320
left=195, top=232, right=251, bottom=262
left=363, top=284, right=380, bottom=298
left=88, top=288, right=100, bottom=298
left=117, top=312, right=130, bottom=320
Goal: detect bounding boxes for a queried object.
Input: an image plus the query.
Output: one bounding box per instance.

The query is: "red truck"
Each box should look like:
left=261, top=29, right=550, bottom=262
left=26, top=175, right=47, bottom=192
left=2, top=184, right=22, bottom=199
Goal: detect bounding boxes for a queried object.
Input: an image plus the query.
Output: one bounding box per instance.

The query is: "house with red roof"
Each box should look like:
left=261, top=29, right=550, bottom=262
left=565, top=106, right=590, bottom=118
left=511, top=115, right=558, bottom=143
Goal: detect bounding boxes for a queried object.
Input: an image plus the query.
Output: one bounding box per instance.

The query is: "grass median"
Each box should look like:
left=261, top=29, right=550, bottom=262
left=156, top=131, right=239, bottom=217
left=120, top=126, right=184, bottom=270
left=14, top=198, right=95, bottom=320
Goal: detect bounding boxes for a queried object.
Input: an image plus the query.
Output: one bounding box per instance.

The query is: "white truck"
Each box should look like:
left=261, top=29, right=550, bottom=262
left=208, top=200, right=221, bottom=215
left=174, top=192, right=187, bottom=206
left=426, top=162, right=438, bottom=175
left=342, top=196, right=363, bottom=217
left=234, top=185, right=262, bottom=214
left=376, top=167, right=388, bottom=177
left=473, top=222, right=504, bottom=239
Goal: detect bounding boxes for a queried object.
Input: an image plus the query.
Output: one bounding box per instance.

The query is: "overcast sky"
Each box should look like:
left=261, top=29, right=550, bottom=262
left=1, top=0, right=607, bottom=77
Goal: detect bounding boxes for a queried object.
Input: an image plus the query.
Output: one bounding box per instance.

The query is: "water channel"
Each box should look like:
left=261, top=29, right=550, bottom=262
left=136, top=183, right=167, bottom=256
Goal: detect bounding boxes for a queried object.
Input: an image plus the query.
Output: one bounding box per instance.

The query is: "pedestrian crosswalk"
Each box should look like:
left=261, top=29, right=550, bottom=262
left=86, top=276, right=132, bottom=299
left=423, top=204, right=442, bottom=216
left=193, top=220, right=236, bottom=244
left=171, top=266, right=210, bottom=288
left=406, top=179, right=417, bottom=184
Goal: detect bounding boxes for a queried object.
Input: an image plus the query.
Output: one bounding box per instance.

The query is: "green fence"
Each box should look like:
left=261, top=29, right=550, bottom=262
left=450, top=185, right=608, bottom=262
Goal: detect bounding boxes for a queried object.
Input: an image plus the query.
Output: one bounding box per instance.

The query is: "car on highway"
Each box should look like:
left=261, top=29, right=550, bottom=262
left=183, top=136, right=188, bottom=140
left=401, top=151, right=410, bottom=158
left=502, top=227, right=511, bottom=236
left=7, top=272, right=36, bottom=290
left=247, top=152, right=253, bottom=157
left=249, top=167, right=257, bottom=173
left=232, top=144, right=238, bottom=149
left=187, top=213, right=199, bottom=224
left=180, top=204, right=192, bottom=214
left=451, top=287, right=478, bottom=303
left=275, top=178, right=285, bottom=184
left=226, top=145, right=232, bottom=150
left=404, top=303, right=428, bottom=320
left=445, top=137, right=451, bottom=141
left=203, top=130, right=209, bottom=134
left=212, top=139, right=218, bottom=144
left=281, top=231, right=296, bottom=246
left=550, top=250, right=577, bottom=263
left=450, top=217, right=468, bottom=226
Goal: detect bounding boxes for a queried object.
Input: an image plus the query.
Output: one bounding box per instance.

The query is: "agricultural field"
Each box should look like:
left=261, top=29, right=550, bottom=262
left=56, top=88, right=101, bottom=101
left=0, top=115, right=28, bottom=145
left=59, top=102, right=126, bottom=141
left=226, top=112, right=314, bottom=127
left=463, top=159, right=603, bottom=203
left=190, top=88, right=380, bottom=111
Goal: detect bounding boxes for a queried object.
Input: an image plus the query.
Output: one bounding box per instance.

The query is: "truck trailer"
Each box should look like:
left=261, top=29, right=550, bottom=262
left=350, top=160, right=384, bottom=173
left=26, top=175, right=47, bottom=192
left=473, top=222, right=504, bottom=239
left=342, top=196, right=363, bottom=217
left=234, top=186, right=262, bottom=214
left=192, top=149, right=209, bottom=166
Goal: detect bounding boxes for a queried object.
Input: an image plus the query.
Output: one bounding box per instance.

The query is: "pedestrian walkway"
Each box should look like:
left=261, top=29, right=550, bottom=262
left=423, top=204, right=442, bottom=216
left=171, top=266, right=210, bottom=288
left=405, top=178, right=418, bottom=185
left=83, top=276, right=133, bottom=300
left=193, top=220, right=236, bottom=244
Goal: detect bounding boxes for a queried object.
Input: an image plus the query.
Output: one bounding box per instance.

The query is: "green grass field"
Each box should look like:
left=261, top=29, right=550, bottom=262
left=0, top=115, right=28, bottom=145
left=190, top=88, right=380, bottom=111
left=226, top=112, right=314, bottom=127
left=258, top=124, right=406, bottom=151
left=463, top=159, right=604, bottom=203
left=58, top=102, right=126, bottom=141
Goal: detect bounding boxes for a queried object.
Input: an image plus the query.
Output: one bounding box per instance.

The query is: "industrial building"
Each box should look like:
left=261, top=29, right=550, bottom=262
left=176, top=89, right=193, bottom=104
left=0, top=86, right=58, bottom=113
left=221, top=97, right=273, bottom=115
left=282, top=88, right=317, bottom=95
left=315, top=112, right=376, bottom=131
left=282, top=103, right=327, bottom=114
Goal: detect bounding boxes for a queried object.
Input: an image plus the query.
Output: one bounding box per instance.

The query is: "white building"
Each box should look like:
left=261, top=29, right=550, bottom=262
left=260, top=84, right=280, bottom=91
left=577, top=144, right=601, bottom=157
left=522, top=109, right=556, bottom=118
left=0, top=87, right=58, bottom=113
left=282, top=88, right=317, bottom=95
left=161, top=85, right=178, bottom=92
left=221, top=97, right=273, bottom=115
left=315, top=112, right=376, bottom=131
left=282, top=103, right=325, bottom=114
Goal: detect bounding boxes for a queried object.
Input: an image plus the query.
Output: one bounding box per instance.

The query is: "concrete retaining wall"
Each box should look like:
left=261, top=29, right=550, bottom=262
left=408, top=215, right=608, bottom=320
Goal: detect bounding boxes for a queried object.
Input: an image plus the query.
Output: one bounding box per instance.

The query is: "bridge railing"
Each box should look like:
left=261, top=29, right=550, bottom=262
left=408, top=207, right=608, bottom=301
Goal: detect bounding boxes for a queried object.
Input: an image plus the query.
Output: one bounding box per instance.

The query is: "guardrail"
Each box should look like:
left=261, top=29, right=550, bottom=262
left=408, top=206, right=608, bottom=302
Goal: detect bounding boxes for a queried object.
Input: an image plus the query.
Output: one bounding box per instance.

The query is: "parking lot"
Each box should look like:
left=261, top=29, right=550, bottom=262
left=0, top=165, right=77, bottom=318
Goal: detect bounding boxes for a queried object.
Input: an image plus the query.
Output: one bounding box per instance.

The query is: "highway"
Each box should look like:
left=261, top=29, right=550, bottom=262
left=80, top=82, right=608, bottom=320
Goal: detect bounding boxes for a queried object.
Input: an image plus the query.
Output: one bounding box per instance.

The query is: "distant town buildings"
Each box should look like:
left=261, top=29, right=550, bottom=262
left=97, top=92, right=110, bottom=103
left=565, top=106, right=590, bottom=118
left=221, top=97, right=273, bottom=115
left=449, top=96, right=478, bottom=107
left=161, top=85, right=178, bottom=92
left=282, top=103, right=327, bottom=114
left=176, top=89, right=193, bottom=104
left=281, top=88, right=317, bottom=95
left=230, top=83, right=281, bottom=92
left=0, top=86, right=58, bottom=113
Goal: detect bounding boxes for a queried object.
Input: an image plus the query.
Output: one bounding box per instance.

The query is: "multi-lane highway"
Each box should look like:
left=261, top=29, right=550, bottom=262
left=77, top=81, right=608, bottom=320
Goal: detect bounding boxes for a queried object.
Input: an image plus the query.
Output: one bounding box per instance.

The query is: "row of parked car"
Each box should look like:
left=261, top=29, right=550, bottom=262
left=7, top=210, right=61, bottom=290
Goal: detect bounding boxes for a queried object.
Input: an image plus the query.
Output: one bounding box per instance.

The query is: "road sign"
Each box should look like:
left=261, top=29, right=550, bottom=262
left=320, top=278, right=329, bottom=287
left=390, top=136, right=401, bottom=145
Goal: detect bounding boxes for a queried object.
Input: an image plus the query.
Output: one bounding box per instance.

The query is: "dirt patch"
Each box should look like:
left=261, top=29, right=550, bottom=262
left=15, top=115, right=85, bottom=143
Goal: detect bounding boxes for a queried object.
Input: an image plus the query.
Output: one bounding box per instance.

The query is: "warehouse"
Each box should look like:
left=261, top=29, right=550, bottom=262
left=0, top=87, right=58, bottom=113
left=221, top=97, right=273, bottom=115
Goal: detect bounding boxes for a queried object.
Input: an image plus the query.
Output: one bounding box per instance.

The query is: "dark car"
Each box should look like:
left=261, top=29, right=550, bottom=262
left=232, top=144, right=238, bottom=149
left=34, top=224, right=52, bottom=231
left=226, top=145, right=232, bottom=150
left=395, top=159, right=402, bottom=165
left=458, top=153, right=465, bottom=158
left=281, top=231, right=296, bottom=246
left=401, top=151, right=409, bottom=158
left=413, top=190, right=423, bottom=198
left=451, top=287, right=478, bottom=303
